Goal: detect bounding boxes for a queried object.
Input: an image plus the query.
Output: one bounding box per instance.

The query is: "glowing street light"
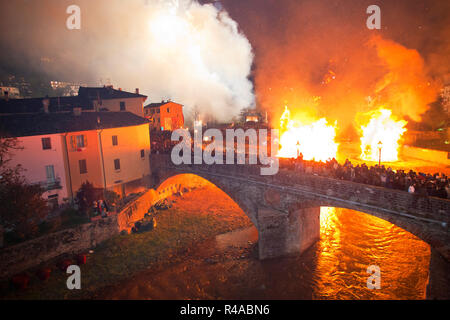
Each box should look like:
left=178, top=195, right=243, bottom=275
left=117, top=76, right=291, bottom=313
left=377, top=140, right=383, bottom=166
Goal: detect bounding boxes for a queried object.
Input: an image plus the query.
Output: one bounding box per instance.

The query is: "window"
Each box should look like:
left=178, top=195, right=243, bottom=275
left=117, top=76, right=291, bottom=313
left=167, top=107, right=170, bottom=113
left=45, top=165, right=55, bottom=182
left=79, top=159, right=87, bottom=174
left=42, top=137, right=52, bottom=150
left=76, top=135, right=86, bottom=148
left=70, top=135, right=87, bottom=150
left=112, top=135, right=118, bottom=146
left=120, top=101, right=126, bottom=111
left=140, top=149, right=145, bottom=159
left=114, top=159, right=121, bottom=171
left=156, top=109, right=160, bottom=114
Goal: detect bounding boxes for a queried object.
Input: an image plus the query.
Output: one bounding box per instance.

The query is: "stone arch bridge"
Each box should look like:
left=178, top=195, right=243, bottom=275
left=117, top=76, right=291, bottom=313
left=150, top=155, right=450, bottom=263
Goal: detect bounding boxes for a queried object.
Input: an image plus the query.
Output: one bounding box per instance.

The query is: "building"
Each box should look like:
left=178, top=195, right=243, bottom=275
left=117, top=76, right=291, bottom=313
left=0, top=87, right=21, bottom=99
left=0, top=86, right=148, bottom=117
left=0, top=111, right=151, bottom=205
left=144, top=100, right=184, bottom=131
left=240, top=108, right=267, bottom=124
left=80, top=86, right=147, bottom=116
left=50, top=81, right=86, bottom=96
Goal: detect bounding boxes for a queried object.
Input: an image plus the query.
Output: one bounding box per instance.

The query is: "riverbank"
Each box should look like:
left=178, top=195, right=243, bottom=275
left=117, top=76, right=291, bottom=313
left=0, top=185, right=253, bottom=300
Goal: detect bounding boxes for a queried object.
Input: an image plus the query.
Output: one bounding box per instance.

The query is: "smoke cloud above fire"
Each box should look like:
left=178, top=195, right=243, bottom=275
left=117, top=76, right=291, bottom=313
left=221, top=0, right=449, bottom=129
left=0, top=0, right=255, bottom=122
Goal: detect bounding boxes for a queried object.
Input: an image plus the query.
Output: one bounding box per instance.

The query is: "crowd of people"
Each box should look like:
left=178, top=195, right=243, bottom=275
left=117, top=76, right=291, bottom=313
left=282, top=155, right=450, bottom=199
left=150, top=130, right=175, bottom=154
left=149, top=132, right=449, bottom=200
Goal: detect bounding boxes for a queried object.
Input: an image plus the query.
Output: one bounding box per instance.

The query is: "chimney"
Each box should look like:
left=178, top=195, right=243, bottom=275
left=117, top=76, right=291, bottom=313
left=73, top=107, right=82, bottom=116
left=135, top=88, right=139, bottom=95
left=42, top=97, right=50, bottom=113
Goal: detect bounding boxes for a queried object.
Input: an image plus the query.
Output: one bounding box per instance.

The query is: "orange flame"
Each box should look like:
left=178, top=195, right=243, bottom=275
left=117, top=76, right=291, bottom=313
left=278, top=106, right=338, bottom=161
left=359, top=108, right=407, bottom=162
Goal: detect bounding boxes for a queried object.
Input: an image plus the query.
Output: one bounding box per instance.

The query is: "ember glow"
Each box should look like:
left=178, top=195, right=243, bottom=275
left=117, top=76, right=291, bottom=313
left=278, top=106, right=338, bottom=161
left=359, top=108, right=407, bottom=162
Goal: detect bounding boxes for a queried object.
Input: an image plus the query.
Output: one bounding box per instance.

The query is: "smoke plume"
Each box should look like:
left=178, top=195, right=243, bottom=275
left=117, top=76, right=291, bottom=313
left=0, top=0, right=255, bottom=122
left=221, top=0, right=449, bottom=129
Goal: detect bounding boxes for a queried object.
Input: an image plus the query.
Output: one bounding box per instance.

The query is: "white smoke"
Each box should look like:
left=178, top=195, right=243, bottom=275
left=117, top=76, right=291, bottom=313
left=94, top=0, right=255, bottom=122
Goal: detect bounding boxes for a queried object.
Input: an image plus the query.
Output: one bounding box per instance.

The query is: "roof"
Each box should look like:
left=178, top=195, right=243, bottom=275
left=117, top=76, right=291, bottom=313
left=144, top=101, right=183, bottom=109
left=0, top=96, right=92, bottom=114
left=0, top=86, right=147, bottom=114
left=0, top=112, right=149, bottom=137
left=78, top=86, right=147, bottom=100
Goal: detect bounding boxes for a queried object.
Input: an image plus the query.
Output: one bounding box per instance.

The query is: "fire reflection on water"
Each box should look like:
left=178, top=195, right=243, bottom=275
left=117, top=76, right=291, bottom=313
left=101, top=193, right=434, bottom=300
left=314, top=207, right=430, bottom=299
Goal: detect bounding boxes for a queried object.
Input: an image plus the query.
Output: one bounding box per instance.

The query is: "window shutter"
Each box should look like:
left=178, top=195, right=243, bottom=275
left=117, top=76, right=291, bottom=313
left=83, top=135, right=88, bottom=147
left=70, top=136, right=76, bottom=150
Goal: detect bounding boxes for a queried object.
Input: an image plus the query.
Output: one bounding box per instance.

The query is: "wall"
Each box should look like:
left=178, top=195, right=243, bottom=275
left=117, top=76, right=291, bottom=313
left=159, top=102, right=184, bottom=131
left=0, top=175, right=207, bottom=280
left=66, top=130, right=104, bottom=192
left=101, top=97, right=145, bottom=117
left=101, top=123, right=150, bottom=191
left=0, top=217, right=119, bottom=280
left=8, top=134, right=69, bottom=204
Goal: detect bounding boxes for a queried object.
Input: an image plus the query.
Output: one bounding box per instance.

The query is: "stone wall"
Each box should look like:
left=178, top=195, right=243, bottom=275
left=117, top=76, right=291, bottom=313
left=0, top=180, right=198, bottom=280
left=0, top=216, right=119, bottom=280
left=163, top=159, right=450, bottom=225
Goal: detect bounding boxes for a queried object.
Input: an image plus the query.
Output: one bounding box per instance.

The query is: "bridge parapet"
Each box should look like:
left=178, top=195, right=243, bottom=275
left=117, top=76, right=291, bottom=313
left=154, top=157, right=450, bottom=224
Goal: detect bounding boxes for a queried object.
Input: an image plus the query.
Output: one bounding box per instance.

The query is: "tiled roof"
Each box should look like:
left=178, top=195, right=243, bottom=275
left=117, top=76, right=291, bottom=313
left=78, top=87, right=147, bottom=100
left=0, top=87, right=147, bottom=114
left=0, top=96, right=92, bottom=114
left=144, top=101, right=182, bottom=109
left=0, top=112, right=149, bottom=137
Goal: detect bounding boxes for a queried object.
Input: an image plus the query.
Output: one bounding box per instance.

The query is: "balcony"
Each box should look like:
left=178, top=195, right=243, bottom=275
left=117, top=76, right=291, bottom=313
left=35, top=178, right=62, bottom=191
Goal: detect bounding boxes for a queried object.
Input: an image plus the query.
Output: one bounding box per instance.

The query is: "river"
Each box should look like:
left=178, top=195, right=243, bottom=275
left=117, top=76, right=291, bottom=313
left=102, top=206, right=442, bottom=300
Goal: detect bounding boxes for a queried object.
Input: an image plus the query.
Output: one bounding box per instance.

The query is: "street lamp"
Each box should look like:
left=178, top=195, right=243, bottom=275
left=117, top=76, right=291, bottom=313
left=377, top=140, right=383, bottom=166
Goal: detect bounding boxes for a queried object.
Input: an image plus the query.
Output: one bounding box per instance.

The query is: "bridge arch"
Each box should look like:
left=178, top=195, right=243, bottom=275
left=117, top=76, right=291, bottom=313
left=286, top=199, right=440, bottom=252
left=154, top=173, right=260, bottom=228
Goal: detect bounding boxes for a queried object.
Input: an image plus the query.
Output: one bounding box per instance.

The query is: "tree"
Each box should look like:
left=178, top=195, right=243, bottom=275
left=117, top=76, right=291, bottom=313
left=0, top=134, right=48, bottom=239
left=75, top=181, right=97, bottom=214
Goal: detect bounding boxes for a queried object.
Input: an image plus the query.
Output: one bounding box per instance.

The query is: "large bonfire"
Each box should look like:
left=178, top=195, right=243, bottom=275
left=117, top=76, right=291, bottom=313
left=277, top=106, right=339, bottom=161
left=359, top=107, right=407, bottom=162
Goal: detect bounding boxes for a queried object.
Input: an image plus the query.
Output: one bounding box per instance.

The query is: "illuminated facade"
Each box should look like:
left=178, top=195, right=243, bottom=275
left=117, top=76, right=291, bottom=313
left=144, top=101, right=184, bottom=131
left=0, top=111, right=151, bottom=205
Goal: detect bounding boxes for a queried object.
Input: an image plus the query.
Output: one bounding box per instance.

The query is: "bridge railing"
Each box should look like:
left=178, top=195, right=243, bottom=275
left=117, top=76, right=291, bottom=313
left=150, top=154, right=450, bottom=223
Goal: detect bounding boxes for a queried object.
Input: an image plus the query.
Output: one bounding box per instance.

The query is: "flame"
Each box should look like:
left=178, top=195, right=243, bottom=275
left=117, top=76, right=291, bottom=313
left=359, top=108, right=407, bottom=162
left=278, top=106, right=338, bottom=161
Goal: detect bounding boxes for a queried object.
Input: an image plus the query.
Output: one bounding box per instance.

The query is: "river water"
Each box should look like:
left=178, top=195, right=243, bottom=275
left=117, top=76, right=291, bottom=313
left=103, top=206, right=439, bottom=300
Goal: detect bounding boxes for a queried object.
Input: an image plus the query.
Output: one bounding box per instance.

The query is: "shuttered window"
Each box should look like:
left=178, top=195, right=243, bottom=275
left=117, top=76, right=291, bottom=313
left=42, top=138, right=51, bottom=150
left=112, top=135, right=118, bottom=146
left=45, top=165, right=55, bottom=182
left=70, top=135, right=87, bottom=150
left=114, top=159, right=121, bottom=171
left=79, top=159, right=87, bottom=174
